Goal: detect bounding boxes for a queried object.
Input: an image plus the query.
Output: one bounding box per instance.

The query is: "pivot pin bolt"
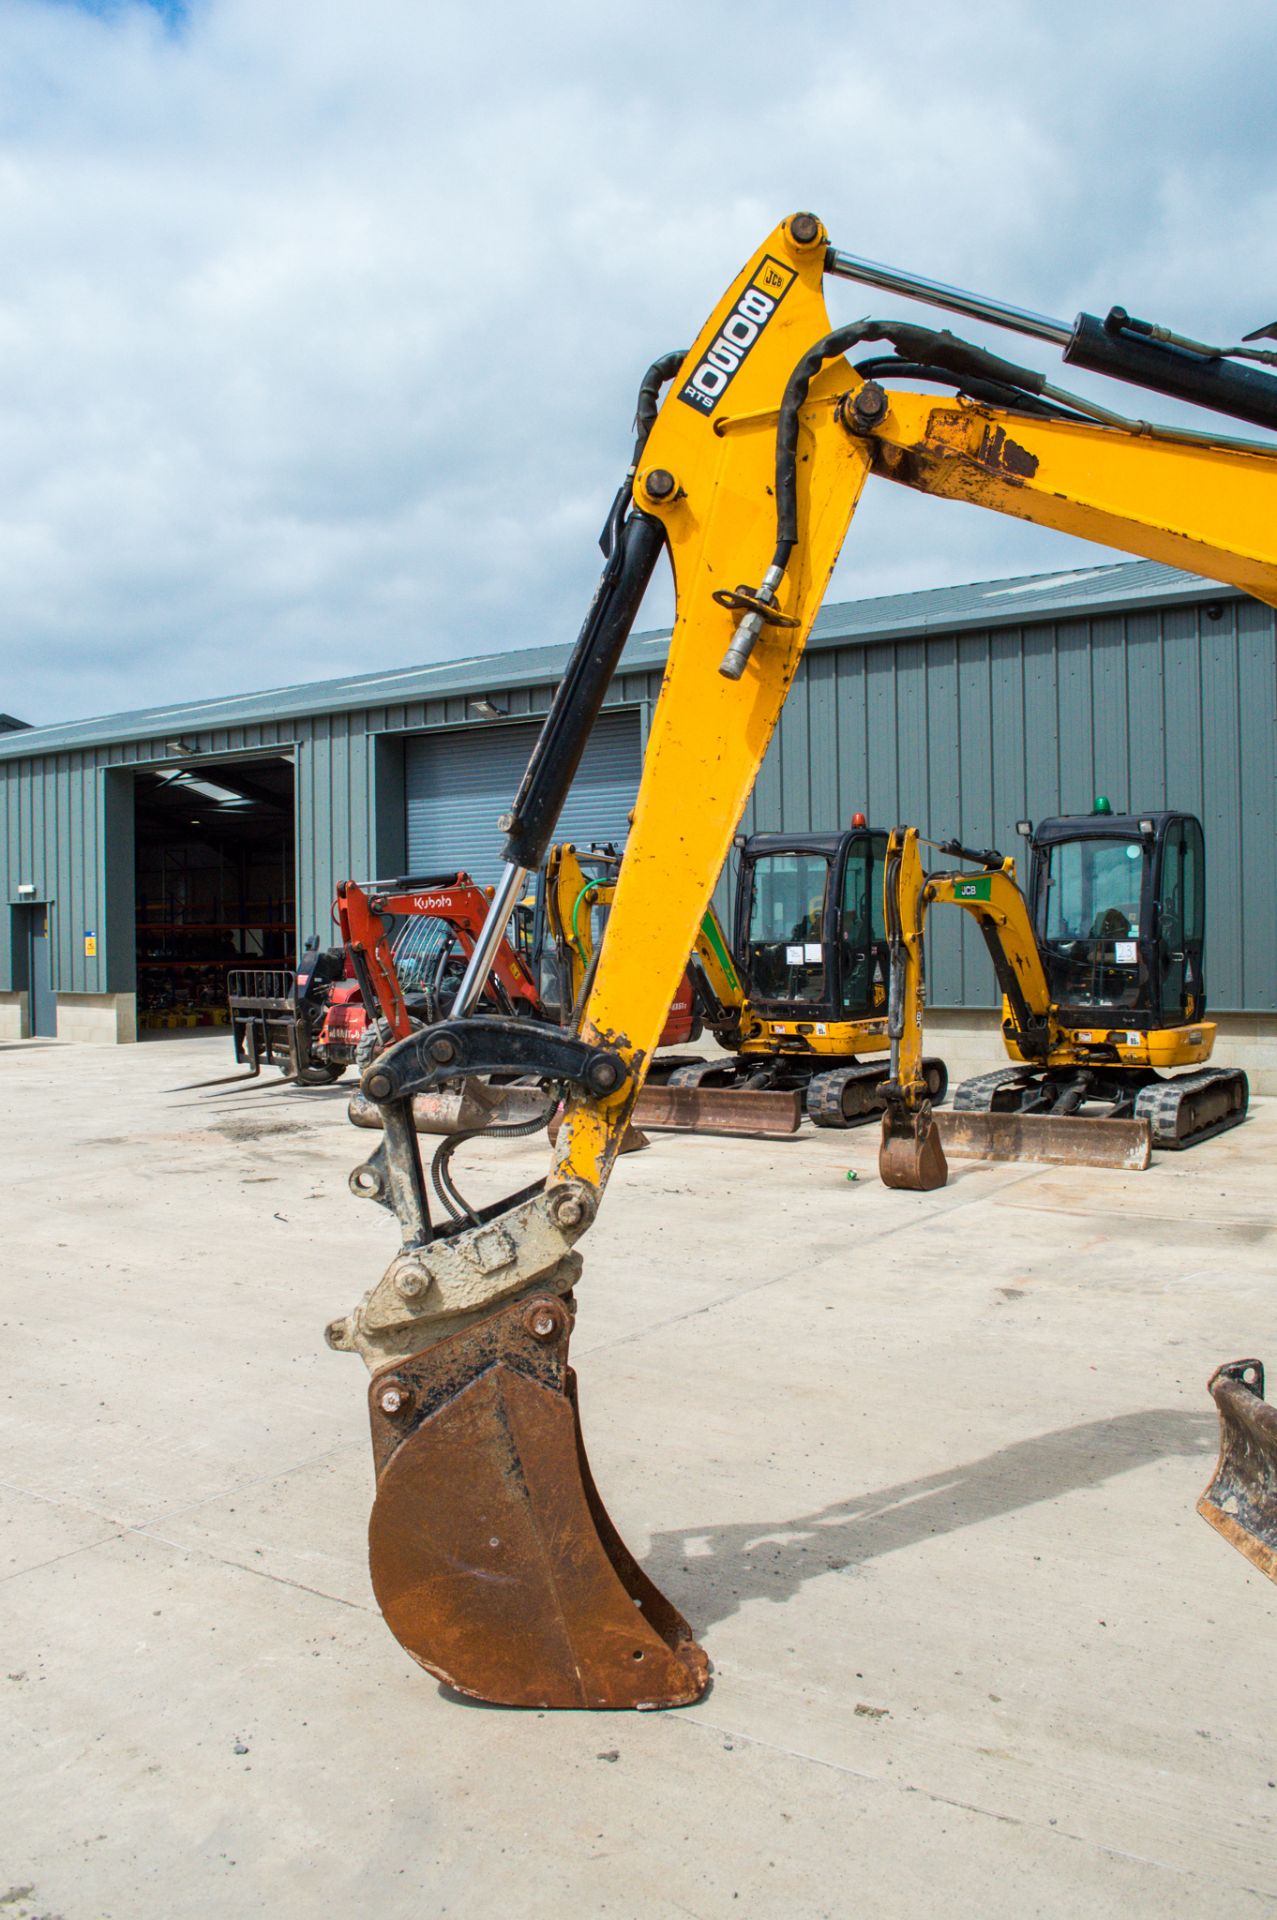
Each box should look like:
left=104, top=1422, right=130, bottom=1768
left=789, top=211, right=822, bottom=246
left=850, top=381, right=889, bottom=428
left=428, top=1034, right=458, bottom=1066
left=555, top=1195, right=585, bottom=1228
left=364, top=1070, right=393, bottom=1101
left=643, top=468, right=677, bottom=502
left=378, top=1382, right=413, bottom=1417
left=524, top=1301, right=562, bottom=1342
left=396, top=1268, right=427, bottom=1300
left=585, top=1054, right=621, bottom=1094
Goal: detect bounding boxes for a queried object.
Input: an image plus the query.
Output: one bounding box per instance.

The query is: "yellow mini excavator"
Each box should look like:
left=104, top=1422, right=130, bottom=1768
left=666, top=822, right=949, bottom=1126
left=329, top=213, right=1277, bottom=1707
left=540, top=831, right=945, bottom=1134
left=877, top=810, right=1247, bottom=1189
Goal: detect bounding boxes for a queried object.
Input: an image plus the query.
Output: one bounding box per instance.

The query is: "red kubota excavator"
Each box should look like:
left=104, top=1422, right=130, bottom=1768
left=197, top=873, right=538, bottom=1092
left=321, top=214, right=1277, bottom=1708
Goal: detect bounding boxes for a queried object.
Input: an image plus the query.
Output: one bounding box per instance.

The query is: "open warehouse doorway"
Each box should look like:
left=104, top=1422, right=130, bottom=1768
left=132, top=754, right=296, bottom=1034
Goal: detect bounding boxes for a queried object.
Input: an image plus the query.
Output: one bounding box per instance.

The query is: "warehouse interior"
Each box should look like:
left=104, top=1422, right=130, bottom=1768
left=132, top=753, right=296, bottom=1031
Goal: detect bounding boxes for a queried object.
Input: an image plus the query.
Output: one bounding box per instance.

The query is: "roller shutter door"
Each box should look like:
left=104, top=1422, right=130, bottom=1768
left=404, top=709, right=642, bottom=883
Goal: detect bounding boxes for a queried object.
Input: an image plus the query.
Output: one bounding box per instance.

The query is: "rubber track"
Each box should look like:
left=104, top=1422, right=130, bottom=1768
left=666, top=1061, right=738, bottom=1091
left=807, top=1063, right=888, bottom=1129
left=1133, top=1068, right=1250, bottom=1150
left=807, top=1057, right=947, bottom=1130
left=952, top=1067, right=1033, bottom=1113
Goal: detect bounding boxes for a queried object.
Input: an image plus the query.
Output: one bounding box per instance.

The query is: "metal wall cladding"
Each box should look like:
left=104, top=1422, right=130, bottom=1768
left=733, top=597, right=1277, bottom=1011
left=2, top=591, right=1274, bottom=1012
left=1, top=752, right=104, bottom=994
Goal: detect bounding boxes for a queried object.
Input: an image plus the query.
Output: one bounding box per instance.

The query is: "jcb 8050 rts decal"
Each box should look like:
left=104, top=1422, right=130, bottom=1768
left=678, top=257, right=797, bottom=415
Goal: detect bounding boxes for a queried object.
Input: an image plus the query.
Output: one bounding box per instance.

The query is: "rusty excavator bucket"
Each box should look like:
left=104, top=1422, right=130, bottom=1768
left=1198, top=1359, right=1277, bottom=1583
left=365, top=1292, right=710, bottom=1709
left=878, top=1094, right=949, bottom=1190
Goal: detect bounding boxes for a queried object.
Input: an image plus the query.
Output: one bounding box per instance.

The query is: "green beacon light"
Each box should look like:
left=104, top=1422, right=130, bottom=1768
left=1092, top=794, right=1113, bottom=815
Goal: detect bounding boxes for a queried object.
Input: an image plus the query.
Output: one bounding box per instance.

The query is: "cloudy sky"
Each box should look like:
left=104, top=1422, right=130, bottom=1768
left=0, top=0, right=1274, bottom=725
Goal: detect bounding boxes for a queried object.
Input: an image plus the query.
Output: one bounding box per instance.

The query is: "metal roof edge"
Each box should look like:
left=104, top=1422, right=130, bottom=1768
left=0, top=563, right=1254, bottom=763
left=803, top=570, right=1247, bottom=654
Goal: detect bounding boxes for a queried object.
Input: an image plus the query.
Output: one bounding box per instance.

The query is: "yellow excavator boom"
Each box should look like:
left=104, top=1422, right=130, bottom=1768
left=333, top=214, right=1277, bottom=1705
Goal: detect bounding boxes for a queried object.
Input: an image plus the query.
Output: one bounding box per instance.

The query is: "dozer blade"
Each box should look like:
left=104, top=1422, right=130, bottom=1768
left=1198, top=1359, right=1277, bottom=1583
left=630, top=1084, right=802, bottom=1138
left=367, top=1293, right=710, bottom=1709
left=935, top=1109, right=1151, bottom=1171
left=878, top=1100, right=948, bottom=1190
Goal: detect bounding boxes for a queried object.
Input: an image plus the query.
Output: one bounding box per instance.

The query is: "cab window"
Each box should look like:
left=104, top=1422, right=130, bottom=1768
left=839, top=843, right=883, bottom=1012
left=1039, top=833, right=1146, bottom=1010
left=1159, top=818, right=1206, bottom=1017
left=1042, top=836, right=1145, bottom=945
left=746, top=853, right=829, bottom=1003
left=391, top=913, right=456, bottom=994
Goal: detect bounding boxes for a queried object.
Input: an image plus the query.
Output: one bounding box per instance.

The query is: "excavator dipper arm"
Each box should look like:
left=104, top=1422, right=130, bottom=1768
left=878, top=831, right=1163, bottom=1186
left=328, top=216, right=872, bottom=1709
left=327, top=214, right=1277, bottom=1706
left=879, top=826, right=949, bottom=1190
left=879, top=831, right=1062, bottom=1188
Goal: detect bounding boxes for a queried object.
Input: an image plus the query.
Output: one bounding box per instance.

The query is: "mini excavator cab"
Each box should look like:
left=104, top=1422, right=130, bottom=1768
left=529, top=844, right=628, bottom=1025
left=531, top=843, right=702, bottom=1051
left=1028, top=807, right=1206, bottom=1030
left=736, top=826, right=888, bottom=1025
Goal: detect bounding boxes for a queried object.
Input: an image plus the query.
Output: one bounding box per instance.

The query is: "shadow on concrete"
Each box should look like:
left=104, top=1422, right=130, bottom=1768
left=641, top=1408, right=1218, bottom=1630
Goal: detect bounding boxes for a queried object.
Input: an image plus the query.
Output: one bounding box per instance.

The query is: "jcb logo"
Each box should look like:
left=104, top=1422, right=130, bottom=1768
left=678, top=257, right=796, bottom=415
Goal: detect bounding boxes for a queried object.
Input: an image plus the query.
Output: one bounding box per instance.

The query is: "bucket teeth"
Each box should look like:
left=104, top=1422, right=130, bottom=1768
left=367, top=1296, right=709, bottom=1709
left=1198, top=1359, right=1277, bottom=1584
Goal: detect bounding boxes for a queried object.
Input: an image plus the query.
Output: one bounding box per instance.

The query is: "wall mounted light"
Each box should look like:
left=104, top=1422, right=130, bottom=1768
left=468, top=698, right=506, bottom=720
left=17, top=882, right=35, bottom=895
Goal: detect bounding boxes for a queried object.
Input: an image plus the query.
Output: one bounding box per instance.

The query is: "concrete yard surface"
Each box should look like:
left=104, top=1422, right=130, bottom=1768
left=2, top=1033, right=1275, bottom=1918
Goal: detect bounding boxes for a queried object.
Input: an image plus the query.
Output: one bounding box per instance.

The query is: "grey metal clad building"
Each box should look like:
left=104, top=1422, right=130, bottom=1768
left=3, top=558, right=1275, bottom=1080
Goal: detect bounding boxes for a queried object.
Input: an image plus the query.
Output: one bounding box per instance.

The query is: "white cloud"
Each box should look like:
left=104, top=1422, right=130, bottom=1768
left=0, top=0, right=1274, bottom=722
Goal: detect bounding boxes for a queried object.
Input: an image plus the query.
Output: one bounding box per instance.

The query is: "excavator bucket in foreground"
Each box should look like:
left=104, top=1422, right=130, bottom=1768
left=879, top=1099, right=948, bottom=1190
left=366, top=1293, right=710, bottom=1709
left=1198, top=1360, right=1277, bottom=1583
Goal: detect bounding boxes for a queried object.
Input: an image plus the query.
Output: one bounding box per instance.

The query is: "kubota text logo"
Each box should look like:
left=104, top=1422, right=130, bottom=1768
left=678, top=257, right=797, bottom=415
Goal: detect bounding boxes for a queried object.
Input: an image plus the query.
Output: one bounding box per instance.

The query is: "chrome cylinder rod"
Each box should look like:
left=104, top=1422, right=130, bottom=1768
left=449, top=860, right=528, bottom=1019
left=826, top=248, right=1071, bottom=349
